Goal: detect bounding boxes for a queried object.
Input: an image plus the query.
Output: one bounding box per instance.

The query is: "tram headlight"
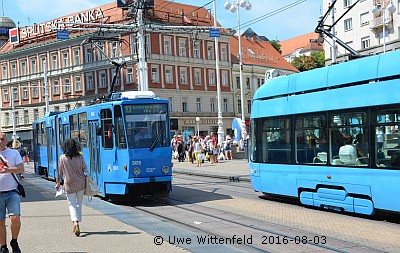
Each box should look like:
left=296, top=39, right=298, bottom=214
left=162, top=166, right=170, bottom=174
left=133, top=167, right=141, bottom=175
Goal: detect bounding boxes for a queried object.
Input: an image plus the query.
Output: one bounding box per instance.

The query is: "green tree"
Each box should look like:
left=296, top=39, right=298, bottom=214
left=270, top=40, right=282, bottom=54
left=291, top=51, right=325, bottom=71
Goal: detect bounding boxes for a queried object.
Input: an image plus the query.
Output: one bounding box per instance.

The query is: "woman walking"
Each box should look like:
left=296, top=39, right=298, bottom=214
left=55, top=139, right=87, bottom=237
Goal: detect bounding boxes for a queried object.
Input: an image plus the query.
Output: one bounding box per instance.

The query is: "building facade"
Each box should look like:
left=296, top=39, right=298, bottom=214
left=323, top=0, right=400, bottom=64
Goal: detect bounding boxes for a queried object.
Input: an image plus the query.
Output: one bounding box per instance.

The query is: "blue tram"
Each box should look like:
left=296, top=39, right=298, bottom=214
left=249, top=50, right=400, bottom=215
left=32, top=91, right=172, bottom=198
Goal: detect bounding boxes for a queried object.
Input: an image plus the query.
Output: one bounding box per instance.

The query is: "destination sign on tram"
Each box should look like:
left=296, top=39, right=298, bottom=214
left=124, top=104, right=168, bottom=114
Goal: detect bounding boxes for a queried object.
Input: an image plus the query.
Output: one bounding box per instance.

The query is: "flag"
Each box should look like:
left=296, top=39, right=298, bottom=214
left=9, top=28, right=19, bottom=45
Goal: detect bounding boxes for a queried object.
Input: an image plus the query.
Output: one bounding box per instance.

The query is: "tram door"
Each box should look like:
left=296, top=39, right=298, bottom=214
left=47, top=119, right=58, bottom=179
left=88, top=121, right=101, bottom=190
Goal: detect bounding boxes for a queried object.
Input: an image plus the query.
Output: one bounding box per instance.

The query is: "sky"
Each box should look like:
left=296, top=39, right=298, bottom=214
left=2, top=0, right=322, bottom=41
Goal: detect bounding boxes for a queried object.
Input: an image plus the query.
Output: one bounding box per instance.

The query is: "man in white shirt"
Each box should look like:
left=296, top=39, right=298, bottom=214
left=0, top=132, right=24, bottom=253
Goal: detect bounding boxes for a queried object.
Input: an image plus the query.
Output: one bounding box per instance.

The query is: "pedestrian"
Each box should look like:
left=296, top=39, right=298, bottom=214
left=0, top=132, right=24, bottom=253
left=55, top=139, right=87, bottom=237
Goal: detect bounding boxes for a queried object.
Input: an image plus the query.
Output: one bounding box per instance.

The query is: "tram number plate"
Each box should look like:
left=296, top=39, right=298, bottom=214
left=146, top=168, right=156, bottom=173
left=131, top=161, right=141, bottom=166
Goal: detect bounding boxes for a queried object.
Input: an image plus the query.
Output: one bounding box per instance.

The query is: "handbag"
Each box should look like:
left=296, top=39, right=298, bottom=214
left=0, top=155, right=26, bottom=198
left=84, top=174, right=101, bottom=197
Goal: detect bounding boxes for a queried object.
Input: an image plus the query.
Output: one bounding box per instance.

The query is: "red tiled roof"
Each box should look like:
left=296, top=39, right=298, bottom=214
left=279, top=32, right=322, bottom=57
left=230, top=36, right=299, bottom=72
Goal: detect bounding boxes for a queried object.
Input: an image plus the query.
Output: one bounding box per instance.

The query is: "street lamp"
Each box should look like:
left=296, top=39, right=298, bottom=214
left=225, top=0, right=251, bottom=140
left=213, top=0, right=224, bottom=146
left=372, top=1, right=396, bottom=54
left=196, top=117, right=200, bottom=137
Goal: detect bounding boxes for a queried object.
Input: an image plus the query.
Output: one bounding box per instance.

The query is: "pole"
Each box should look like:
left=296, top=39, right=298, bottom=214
left=11, top=86, right=16, bottom=140
left=382, top=7, right=386, bottom=53
left=214, top=0, right=224, bottom=145
left=43, top=61, right=49, bottom=115
left=331, top=1, right=336, bottom=63
left=237, top=3, right=247, bottom=140
left=137, top=8, right=148, bottom=91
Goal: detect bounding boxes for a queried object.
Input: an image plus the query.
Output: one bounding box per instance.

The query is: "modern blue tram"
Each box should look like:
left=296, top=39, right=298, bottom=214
left=249, top=50, right=400, bottom=215
left=32, top=91, right=172, bottom=198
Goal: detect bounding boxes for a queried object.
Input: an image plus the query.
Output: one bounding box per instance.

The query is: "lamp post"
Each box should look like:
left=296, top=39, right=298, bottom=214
left=196, top=117, right=200, bottom=137
left=372, top=1, right=396, bottom=54
left=225, top=0, right=251, bottom=140
left=11, top=86, right=17, bottom=141
left=213, top=0, right=224, bottom=145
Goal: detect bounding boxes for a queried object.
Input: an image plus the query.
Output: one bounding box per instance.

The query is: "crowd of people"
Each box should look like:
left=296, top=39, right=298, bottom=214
left=171, top=132, right=244, bottom=167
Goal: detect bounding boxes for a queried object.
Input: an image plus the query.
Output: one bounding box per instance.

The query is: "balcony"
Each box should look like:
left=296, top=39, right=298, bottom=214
left=370, top=15, right=394, bottom=30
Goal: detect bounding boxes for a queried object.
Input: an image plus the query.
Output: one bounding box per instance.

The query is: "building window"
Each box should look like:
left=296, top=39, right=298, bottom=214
left=15, top=112, right=19, bottom=125
left=130, top=34, right=138, bottom=55
left=343, top=0, right=352, bottom=8
left=111, top=42, right=118, bottom=58
left=32, top=86, right=38, bottom=98
left=246, top=77, right=250, bottom=89
left=13, top=88, right=18, bottom=102
left=247, top=100, right=251, bottom=114
left=30, top=58, right=37, bottom=74
left=54, top=106, right=60, bottom=112
left=85, top=48, right=92, bottom=63
left=126, top=67, right=133, bottom=84
left=151, top=65, right=159, bottom=82
left=360, top=12, right=369, bottom=26
left=361, top=36, right=370, bottom=49
left=180, top=67, right=187, bottom=84
left=236, top=76, right=240, bottom=89
left=64, top=78, right=71, bottom=93
left=344, top=18, right=352, bottom=31
left=179, top=39, right=186, bottom=57
left=194, top=44, right=200, bottom=58
left=223, top=98, right=228, bottom=112
left=210, top=98, right=216, bottom=112
left=168, top=97, right=173, bottom=112
left=208, top=69, right=215, bottom=85
left=165, top=66, right=173, bottom=83
left=24, top=110, right=29, bottom=124
left=3, top=89, right=8, bottom=102
left=222, top=71, right=229, bottom=86
left=33, top=109, right=39, bottom=121
left=40, top=56, right=46, bottom=72
left=20, top=61, right=26, bottom=76
left=182, top=97, right=188, bottom=112
left=4, top=112, right=9, bottom=126
left=65, top=104, right=70, bottom=112
left=238, top=99, right=242, bottom=113
left=2, top=65, right=7, bottom=79
left=86, top=74, right=94, bottom=90
left=196, top=98, right=202, bottom=112
left=23, top=87, right=28, bottom=100
left=194, top=69, right=201, bottom=85
left=11, top=63, right=16, bottom=77
left=53, top=79, right=60, bottom=95
left=52, top=54, right=58, bottom=69
left=145, top=34, right=151, bottom=55
left=62, top=51, right=69, bottom=67
left=221, top=45, right=227, bottom=61
left=75, top=76, right=82, bottom=91
left=207, top=42, right=214, bottom=60
left=164, top=36, right=172, bottom=55
left=98, top=43, right=105, bottom=60
left=99, top=72, right=106, bottom=88
left=73, top=49, right=80, bottom=65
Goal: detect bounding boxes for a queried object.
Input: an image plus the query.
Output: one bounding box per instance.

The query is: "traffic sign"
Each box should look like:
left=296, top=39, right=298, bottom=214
left=56, top=30, right=70, bottom=40
left=209, top=29, right=220, bottom=38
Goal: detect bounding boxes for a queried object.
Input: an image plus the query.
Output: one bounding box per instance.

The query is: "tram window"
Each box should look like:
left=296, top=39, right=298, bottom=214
left=114, top=106, right=126, bottom=149
left=70, top=114, right=79, bottom=141
left=295, top=115, right=327, bottom=164
left=260, top=117, right=292, bottom=164
left=42, top=123, right=48, bottom=146
left=376, top=109, right=400, bottom=168
left=329, top=112, right=369, bottom=166
left=101, top=109, right=114, bottom=149
left=78, top=112, right=88, bottom=148
left=36, top=124, right=42, bottom=146
left=58, top=118, right=63, bottom=145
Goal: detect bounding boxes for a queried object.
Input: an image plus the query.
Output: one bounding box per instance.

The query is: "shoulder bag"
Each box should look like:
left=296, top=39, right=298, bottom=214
left=0, top=155, right=26, bottom=198
left=84, top=174, right=101, bottom=197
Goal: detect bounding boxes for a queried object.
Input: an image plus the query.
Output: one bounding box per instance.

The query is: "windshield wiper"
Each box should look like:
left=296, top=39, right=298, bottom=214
left=150, top=128, right=163, bottom=151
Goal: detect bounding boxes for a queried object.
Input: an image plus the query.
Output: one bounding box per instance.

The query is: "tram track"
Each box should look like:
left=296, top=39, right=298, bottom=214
left=126, top=194, right=368, bottom=253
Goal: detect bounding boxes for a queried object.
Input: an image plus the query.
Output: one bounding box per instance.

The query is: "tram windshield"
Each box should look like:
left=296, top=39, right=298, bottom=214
left=123, top=104, right=169, bottom=149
